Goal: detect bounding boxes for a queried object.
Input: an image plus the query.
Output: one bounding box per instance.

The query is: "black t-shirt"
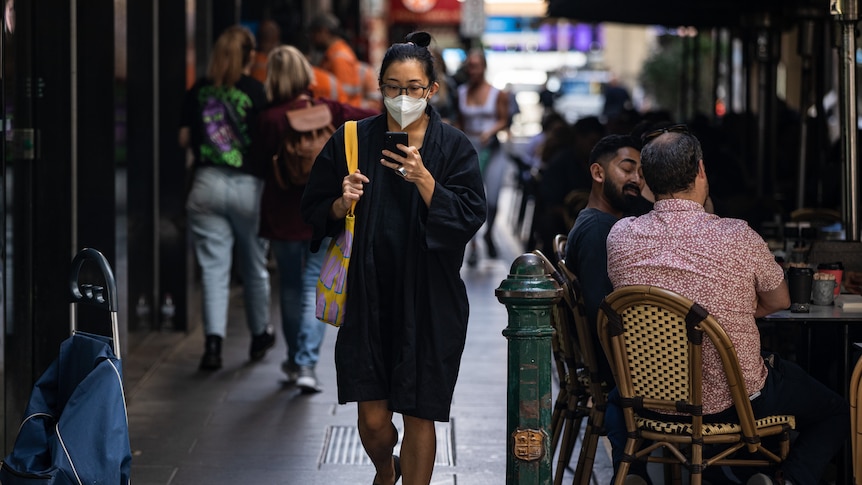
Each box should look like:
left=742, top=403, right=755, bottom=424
left=565, top=207, right=620, bottom=385
left=181, top=75, right=267, bottom=176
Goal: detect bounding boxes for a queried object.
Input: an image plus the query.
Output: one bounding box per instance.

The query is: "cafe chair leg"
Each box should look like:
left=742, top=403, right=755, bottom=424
left=849, top=351, right=862, bottom=485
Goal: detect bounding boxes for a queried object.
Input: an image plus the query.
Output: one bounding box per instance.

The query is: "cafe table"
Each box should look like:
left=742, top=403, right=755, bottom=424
left=759, top=300, right=862, bottom=484
left=760, top=300, right=862, bottom=398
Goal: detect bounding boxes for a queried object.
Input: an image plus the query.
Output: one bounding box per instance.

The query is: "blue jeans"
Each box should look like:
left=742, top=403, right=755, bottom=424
left=606, top=352, right=849, bottom=484
left=271, top=239, right=329, bottom=368
left=186, top=166, right=270, bottom=338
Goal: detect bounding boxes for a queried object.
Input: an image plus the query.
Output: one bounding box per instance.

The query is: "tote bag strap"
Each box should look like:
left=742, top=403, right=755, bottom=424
left=344, top=121, right=358, bottom=217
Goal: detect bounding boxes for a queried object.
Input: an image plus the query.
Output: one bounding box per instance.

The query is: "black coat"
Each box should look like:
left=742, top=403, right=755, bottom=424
left=301, top=108, right=487, bottom=421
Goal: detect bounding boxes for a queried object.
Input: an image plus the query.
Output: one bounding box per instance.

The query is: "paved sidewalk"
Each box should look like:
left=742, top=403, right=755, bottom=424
left=125, top=251, right=527, bottom=483
left=121, top=178, right=615, bottom=484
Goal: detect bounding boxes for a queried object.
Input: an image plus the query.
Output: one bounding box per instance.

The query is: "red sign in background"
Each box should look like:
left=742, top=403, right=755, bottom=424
left=390, top=0, right=461, bottom=24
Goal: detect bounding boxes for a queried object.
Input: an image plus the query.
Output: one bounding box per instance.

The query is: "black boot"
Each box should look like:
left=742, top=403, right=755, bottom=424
left=249, top=326, right=275, bottom=361
left=200, top=335, right=222, bottom=370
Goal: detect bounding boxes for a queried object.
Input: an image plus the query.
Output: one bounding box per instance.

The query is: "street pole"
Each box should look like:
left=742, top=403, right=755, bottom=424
left=832, top=0, right=859, bottom=240
left=496, top=253, right=560, bottom=485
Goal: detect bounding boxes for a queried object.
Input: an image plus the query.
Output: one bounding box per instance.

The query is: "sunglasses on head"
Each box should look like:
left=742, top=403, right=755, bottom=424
left=641, top=124, right=690, bottom=144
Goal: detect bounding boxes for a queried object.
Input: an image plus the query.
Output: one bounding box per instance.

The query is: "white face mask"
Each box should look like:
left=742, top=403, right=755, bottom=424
left=384, top=94, right=427, bottom=129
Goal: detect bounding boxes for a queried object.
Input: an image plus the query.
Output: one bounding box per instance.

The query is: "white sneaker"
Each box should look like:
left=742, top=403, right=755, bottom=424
left=296, top=366, right=321, bottom=393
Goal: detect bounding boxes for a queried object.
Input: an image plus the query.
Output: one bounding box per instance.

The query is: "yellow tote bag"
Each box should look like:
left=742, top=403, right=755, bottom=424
left=315, top=121, right=358, bottom=327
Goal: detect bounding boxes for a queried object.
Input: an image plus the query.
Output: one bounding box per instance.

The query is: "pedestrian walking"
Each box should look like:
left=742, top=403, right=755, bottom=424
left=456, top=48, right=511, bottom=265
left=301, top=31, right=486, bottom=485
left=179, top=25, right=274, bottom=370
left=254, top=44, right=376, bottom=392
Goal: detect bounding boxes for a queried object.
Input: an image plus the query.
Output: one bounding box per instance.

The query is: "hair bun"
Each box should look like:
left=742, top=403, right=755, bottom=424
left=404, top=31, right=431, bottom=48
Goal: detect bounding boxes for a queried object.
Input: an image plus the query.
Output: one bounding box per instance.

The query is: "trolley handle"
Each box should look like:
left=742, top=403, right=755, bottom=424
left=69, top=248, right=118, bottom=313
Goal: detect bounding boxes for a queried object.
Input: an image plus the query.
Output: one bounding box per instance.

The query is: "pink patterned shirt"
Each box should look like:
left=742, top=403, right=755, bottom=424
left=606, top=199, right=785, bottom=414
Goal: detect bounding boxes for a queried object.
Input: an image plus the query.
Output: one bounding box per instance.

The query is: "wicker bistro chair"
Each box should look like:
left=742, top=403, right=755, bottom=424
left=552, top=233, right=567, bottom=268
left=551, top=234, right=610, bottom=485
left=533, top=249, right=592, bottom=485
left=596, top=285, right=796, bottom=485
left=850, top=353, right=862, bottom=484
left=536, top=248, right=611, bottom=485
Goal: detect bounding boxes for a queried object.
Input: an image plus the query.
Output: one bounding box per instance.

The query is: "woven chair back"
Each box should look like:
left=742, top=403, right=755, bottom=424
left=619, top=303, right=692, bottom=403
left=599, top=286, right=704, bottom=415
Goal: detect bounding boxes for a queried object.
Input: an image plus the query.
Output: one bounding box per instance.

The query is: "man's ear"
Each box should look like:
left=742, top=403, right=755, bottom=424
left=590, top=162, right=604, bottom=183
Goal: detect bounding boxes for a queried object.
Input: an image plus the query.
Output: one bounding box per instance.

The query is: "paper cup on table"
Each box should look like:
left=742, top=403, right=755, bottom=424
left=811, top=274, right=837, bottom=305
left=816, top=262, right=843, bottom=296
left=787, top=266, right=814, bottom=312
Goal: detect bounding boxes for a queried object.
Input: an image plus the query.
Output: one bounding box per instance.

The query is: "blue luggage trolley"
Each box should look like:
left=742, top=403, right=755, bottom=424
left=0, top=248, right=132, bottom=484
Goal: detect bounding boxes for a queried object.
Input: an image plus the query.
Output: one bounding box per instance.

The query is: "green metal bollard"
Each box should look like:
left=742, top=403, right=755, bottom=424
left=495, top=253, right=561, bottom=485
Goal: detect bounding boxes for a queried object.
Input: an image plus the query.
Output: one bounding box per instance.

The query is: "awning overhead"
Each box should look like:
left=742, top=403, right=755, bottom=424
left=545, top=0, right=824, bottom=27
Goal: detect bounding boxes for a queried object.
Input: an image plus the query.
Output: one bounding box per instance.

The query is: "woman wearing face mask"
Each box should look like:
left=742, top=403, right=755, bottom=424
left=301, top=32, right=487, bottom=485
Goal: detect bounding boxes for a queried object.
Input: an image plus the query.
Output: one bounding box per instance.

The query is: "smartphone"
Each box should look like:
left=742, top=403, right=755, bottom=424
left=384, top=131, right=409, bottom=165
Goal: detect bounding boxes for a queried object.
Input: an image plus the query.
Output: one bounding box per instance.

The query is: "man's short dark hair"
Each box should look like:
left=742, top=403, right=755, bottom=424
left=640, top=132, right=703, bottom=195
left=588, top=134, right=640, bottom=166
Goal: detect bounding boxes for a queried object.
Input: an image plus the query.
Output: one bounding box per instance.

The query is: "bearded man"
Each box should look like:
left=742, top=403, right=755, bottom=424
left=563, top=133, right=652, bottom=485
left=564, top=134, right=647, bottom=385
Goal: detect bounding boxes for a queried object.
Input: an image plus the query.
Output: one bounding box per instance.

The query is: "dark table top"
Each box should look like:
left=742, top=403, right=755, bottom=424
left=763, top=296, right=862, bottom=322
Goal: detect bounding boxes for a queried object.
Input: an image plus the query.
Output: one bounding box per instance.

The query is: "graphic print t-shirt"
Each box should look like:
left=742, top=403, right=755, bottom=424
left=181, top=75, right=266, bottom=175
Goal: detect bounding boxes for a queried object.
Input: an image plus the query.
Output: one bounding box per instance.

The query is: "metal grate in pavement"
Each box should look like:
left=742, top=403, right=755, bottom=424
left=322, top=422, right=454, bottom=467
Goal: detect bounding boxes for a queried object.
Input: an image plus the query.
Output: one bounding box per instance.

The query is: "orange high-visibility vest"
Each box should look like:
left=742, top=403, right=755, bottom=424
left=249, top=51, right=268, bottom=83
left=320, top=39, right=362, bottom=107
left=310, top=66, right=348, bottom=103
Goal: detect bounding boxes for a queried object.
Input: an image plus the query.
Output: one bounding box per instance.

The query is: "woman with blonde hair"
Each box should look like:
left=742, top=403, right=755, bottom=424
left=179, top=25, right=275, bottom=370
left=255, top=44, right=377, bottom=392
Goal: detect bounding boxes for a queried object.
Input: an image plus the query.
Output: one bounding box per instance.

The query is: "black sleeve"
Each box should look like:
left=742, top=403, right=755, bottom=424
left=422, top=125, right=487, bottom=251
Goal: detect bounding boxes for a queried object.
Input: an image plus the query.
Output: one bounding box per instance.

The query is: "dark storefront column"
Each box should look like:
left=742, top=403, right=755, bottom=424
left=75, top=0, right=121, bottom=340
left=158, top=0, right=191, bottom=331
left=28, top=0, right=75, bottom=389
left=2, top=0, right=45, bottom=454
left=3, top=0, right=131, bottom=452
left=4, top=0, right=75, bottom=453
left=126, top=0, right=157, bottom=333
left=126, top=0, right=194, bottom=336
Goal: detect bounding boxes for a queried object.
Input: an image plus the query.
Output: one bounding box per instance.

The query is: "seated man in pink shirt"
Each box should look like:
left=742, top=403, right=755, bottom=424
left=605, top=125, right=849, bottom=485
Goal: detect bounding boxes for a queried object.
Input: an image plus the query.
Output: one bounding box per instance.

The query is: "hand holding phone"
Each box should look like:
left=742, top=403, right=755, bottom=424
left=383, top=131, right=409, bottom=165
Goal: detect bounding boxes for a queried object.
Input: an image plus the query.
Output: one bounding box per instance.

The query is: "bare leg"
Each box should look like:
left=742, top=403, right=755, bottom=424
left=401, top=414, right=436, bottom=485
left=358, top=400, right=398, bottom=485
